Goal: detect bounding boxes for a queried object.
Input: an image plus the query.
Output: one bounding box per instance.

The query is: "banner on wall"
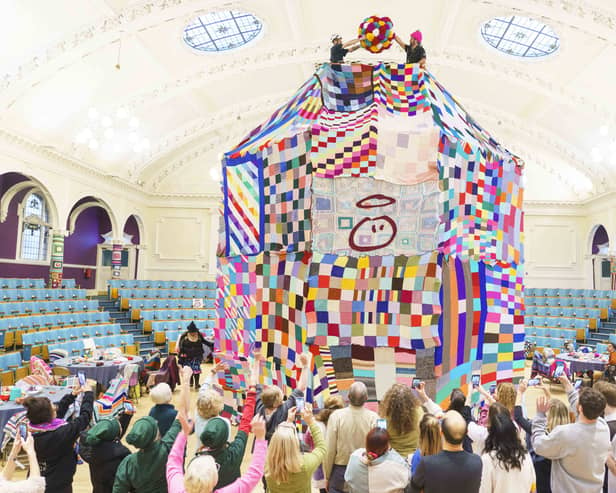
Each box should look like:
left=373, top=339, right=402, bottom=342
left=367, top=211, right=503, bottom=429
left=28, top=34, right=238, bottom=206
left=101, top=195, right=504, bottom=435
left=49, top=231, right=64, bottom=288
left=111, top=243, right=123, bottom=279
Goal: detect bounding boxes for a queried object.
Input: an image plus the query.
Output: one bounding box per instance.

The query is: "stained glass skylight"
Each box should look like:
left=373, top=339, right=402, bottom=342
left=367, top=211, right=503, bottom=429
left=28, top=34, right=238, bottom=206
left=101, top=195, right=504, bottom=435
left=183, top=10, right=263, bottom=52
left=481, top=16, right=559, bottom=58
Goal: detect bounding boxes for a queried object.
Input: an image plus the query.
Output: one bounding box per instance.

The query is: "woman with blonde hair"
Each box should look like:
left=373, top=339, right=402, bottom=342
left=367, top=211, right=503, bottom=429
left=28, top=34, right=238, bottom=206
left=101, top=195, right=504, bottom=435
left=379, top=383, right=423, bottom=456
left=265, top=406, right=326, bottom=493
left=409, top=414, right=442, bottom=474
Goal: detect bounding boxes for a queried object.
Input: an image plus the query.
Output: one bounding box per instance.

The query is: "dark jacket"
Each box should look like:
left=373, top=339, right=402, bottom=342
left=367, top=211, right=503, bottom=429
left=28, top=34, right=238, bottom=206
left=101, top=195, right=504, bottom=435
left=255, top=385, right=303, bottom=442
left=33, top=391, right=94, bottom=493
left=79, top=413, right=133, bottom=493
left=113, top=420, right=181, bottom=493
left=148, top=404, right=177, bottom=436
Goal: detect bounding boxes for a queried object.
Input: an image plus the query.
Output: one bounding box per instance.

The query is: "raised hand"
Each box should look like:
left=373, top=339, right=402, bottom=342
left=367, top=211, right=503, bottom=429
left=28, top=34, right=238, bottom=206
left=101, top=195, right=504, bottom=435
left=178, top=410, right=194, bottom=436
left=298, top=353, right=310, bottom=368
left=22, top=431, right=35, bottom=454
left=301, top=405, right=314, bottom=425
left=536, top=395, right=550, bottom=414
left=251, top=414, right=266, bottom=440
left=286, top=406, right=297, bottom=423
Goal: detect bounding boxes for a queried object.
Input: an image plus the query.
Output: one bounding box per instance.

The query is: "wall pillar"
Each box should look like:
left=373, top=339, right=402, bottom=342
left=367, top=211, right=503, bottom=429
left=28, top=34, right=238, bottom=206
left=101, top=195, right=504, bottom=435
left=111, top=241, right=123, bottom=279
left=49, top=229, right=66, bottom=288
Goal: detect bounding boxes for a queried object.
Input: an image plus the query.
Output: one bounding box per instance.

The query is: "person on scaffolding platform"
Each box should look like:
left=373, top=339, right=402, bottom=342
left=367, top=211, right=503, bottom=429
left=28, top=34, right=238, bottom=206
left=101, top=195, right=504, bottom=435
left=330, top=34, right=360, bottom=63
left=395, top=30, right=427, bottom=68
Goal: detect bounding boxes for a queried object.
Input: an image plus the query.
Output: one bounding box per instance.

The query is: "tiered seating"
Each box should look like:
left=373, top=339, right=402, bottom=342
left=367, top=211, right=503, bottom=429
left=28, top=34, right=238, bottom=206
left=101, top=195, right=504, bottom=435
left=21, top=323, right=124, bottom=360
left=0, top=299, right=99, bottom=316
left=0, top=278, right=45, bottom=289
left=108, top=280, right=215, bottom=298
left=525, top=288, right=616, bottom=351
left=2, top=288, right=86, bottom=301
left=48, top=333, right=134, bottom=357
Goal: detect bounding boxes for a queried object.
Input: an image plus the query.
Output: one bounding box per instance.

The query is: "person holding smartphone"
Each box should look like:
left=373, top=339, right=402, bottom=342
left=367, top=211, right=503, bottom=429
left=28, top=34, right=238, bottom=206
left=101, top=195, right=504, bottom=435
left=0, top=429, right=45, bottom=493
left=22, top=378, right=94, bottom=493
left=378, top=383, right=424, bottom=458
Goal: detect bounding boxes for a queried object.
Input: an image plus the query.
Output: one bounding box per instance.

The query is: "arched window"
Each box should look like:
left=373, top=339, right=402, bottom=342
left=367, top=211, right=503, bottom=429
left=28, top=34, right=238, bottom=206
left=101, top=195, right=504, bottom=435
left=20, top=192, right=50, bottom=260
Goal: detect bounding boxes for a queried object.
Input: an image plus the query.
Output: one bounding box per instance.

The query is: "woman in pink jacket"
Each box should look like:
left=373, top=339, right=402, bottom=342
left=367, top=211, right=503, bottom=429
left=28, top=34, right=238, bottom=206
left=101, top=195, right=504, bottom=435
left=166, top=412, right=267, bottom=493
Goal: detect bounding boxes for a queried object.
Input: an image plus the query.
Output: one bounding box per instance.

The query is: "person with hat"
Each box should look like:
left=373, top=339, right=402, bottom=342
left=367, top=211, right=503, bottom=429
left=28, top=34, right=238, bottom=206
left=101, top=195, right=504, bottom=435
left=112, top=413, right=181, bottom=493
left=330, top=34, right=361, bottom=63
left=176, top=322, right=211, bottom=389
left=79, top=412, right=133, bottom=493
left=194, top=354, right=259, bottom=489
left=394, top=30, right=427, bottom=67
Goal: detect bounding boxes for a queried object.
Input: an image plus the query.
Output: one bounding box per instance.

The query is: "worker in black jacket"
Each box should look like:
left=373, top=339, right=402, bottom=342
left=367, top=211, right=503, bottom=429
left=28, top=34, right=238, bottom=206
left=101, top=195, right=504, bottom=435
left=23, top=381, right=94, bottom=493
left=79, top=412, right=133, bottom=493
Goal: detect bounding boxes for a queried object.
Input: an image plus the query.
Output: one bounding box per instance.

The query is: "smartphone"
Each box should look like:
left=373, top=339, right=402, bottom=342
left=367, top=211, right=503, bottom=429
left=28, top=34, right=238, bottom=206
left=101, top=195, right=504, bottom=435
left=376, top=418, right=387, bottom=430
left=412, top=379, right=422, bottom=389
left=574, top=378, right=583, bottom=390
left=527, top=378, right=540, bottom=387
left=489, top=384, right=497, bottom=395
left=554, top=363, right=565, bottom=378
left=471, top=374, right=480, bottom=388
left=295, top=397, right=305, bottom=413
left=77, top=372, right=86, bottom=386
left=19, top=424, right=27, bottom=440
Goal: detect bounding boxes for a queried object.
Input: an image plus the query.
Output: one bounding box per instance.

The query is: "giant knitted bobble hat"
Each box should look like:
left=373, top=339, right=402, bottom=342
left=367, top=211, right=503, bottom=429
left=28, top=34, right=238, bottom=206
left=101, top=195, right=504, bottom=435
left=84, top=418, right=121, bottom=446
left=126, top=416, right=159, bottom=449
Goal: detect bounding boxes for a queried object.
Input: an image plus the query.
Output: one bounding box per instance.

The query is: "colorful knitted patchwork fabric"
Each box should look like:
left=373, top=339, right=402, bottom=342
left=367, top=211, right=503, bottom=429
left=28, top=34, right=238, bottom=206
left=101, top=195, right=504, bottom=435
left=222, top=152, right=264, bottom=256
left=311, top=176, right=439, bottom=256
left=352, top=345, right=377, bottom=400
left=306, top=251, right=441, bottom=349
left=262, top=131, right=313, bottom=252
left=311, top=104, right=378, bottom=178
left=309, top=345, right=339, bottom=398
left=435, top=256, right=487, bottom=402
left=374, top=63, right=432, bottom=115
left=216, top=255, right=257, bottom=357
left=317, top=63, right=374, bottom=112
left=483, top=261, right=525, bottom=383
left=255, top=252, right=310, bottom=368
left=229, top=75, right=323, bottom=157
left=374, top=107, right=439, bottom=185
left=438, top=133, right=524, bottom=265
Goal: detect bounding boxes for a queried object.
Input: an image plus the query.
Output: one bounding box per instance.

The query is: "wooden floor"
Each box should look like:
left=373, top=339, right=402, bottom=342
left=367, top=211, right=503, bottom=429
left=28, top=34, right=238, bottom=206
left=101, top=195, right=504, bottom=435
left=12, top=360, right=562, bottom=492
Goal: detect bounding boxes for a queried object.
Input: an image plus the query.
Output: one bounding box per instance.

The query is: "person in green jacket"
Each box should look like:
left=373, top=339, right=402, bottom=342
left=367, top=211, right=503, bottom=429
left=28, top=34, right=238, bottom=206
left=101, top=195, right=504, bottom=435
left=265, top=405, right=327, bottom=493
left=112, top=415, right=181, bottom=493
left=196, top=353, right=259, bottom=488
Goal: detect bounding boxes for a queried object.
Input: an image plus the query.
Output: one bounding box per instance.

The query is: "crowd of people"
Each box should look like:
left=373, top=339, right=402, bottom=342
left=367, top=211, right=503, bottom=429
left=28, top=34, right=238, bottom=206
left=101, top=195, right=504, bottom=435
left=5, top=331, right=616, bottom=493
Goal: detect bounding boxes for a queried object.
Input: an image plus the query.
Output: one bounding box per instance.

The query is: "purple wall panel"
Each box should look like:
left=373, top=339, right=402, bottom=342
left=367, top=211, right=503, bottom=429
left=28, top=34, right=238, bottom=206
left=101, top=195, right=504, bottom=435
left=123, top=215, right=140, bottom=244
left=64, top=207, right=111, bottom=266
left=0, top=189, right=29, bottom=259
left=592, top=225, right=609, bottom=255
left=0, top=262, right=48, bottom=279
left=63, top=266, right=96, bottom=289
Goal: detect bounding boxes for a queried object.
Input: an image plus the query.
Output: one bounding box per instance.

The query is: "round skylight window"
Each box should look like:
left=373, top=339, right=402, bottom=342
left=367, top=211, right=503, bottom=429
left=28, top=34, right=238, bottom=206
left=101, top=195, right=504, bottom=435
left=481, top=15, right=559, bottom=58
left=183, top=10, right=263, bottom=53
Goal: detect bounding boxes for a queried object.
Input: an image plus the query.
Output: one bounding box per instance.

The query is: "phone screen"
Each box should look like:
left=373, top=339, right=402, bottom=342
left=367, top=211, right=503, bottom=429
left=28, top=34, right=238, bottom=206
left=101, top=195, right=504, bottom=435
left=489, top=384, right=497, bottom=395
left=527, top=378, right=540, bottom=387
left=471, top=374, right=480, bottom=388
left=376, top=418, right=387, bottom=429
left=554, top=364, right=564, bottom=378
left=77, top=372, right=86, bottom=386
left=412, top=379, right=422, bottom=389
left=19, top=424, right=27, bottom=440
left=295, top=398, right=305, bottom=412
left=574, top=378, right=583, bottom=390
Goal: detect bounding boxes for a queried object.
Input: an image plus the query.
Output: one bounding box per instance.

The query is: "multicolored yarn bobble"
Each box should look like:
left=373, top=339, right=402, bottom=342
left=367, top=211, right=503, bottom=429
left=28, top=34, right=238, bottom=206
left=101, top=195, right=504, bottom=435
left=358, top=15, right=394, bottom=53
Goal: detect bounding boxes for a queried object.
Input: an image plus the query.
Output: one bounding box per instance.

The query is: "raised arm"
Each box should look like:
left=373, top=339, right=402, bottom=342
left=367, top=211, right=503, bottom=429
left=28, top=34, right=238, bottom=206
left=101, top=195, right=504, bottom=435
left=394, top=34, right=406, bottom=50
left=166, top=431, right=188, bottom=493
left=179, top=366, right=192, bottom=417
left=296, top=353, right=310, bottom=392
left=342, top=37, right=360, bottom=48
left=531, top=396, right=569, bottom=459
left=416, top=382, right=444, bottom=417
left=301, top=408, right=327, bottom=474
left=217, top=417, right=267, bottom=493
